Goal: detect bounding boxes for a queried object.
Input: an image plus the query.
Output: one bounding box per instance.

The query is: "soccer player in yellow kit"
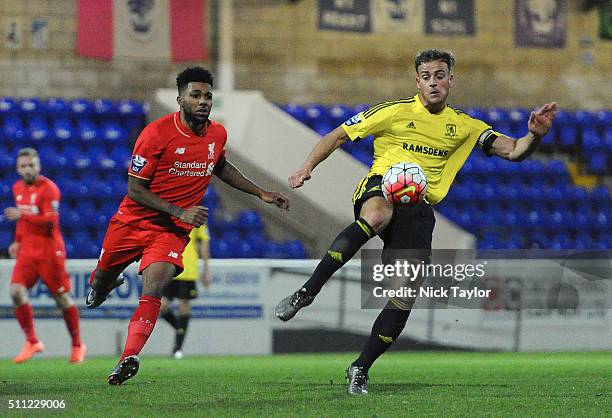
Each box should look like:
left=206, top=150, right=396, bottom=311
left=160, top=224, right=210, bottom=359
left=275, top=49, right=557, bottom=394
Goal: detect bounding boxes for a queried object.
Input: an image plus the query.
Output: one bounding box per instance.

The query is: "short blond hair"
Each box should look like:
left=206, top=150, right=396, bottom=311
left=17, top=147, right=39, bottom=159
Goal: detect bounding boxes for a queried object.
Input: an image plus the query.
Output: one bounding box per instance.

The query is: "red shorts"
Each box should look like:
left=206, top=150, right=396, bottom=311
left=97, top=218, right=190, bottom=275
left=11, top=250, right=71, bottom=295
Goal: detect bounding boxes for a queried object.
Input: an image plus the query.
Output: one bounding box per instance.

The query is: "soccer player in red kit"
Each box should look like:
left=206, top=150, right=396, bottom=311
left=86, top=67, right=290, bottom=385
left=4, top=148, right=86, bottom=364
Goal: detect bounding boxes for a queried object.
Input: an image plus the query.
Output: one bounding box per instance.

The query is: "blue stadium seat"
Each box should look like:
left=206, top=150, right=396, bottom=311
left=117, top=99, right=147, bottom=129
left=78, top=120, right=100, bottom=143
left=590, top=185, right=610, bottom=203
left=52, top=118, right=75, bottom=142
left=38, top=144, right=63, bottom=169
left=101, top=122, right=128, bottom=144
left=3, top=116, right=25, bottom=142
left=313, top=122, right=332, bottom=136
left=581, top=129, right=603, bottom=154
left=547, top=160, right=568, bottom=178
left=70, top=98, right=94, bottom=117
left=60, top=208, right=82, bottom=227
left=282, top=239, right=308, bottom=259
left=282, top=103, right=307, bottom=124
left=87, top=145, right=117, bottom=169
left=328, top=104, right=351, bottom=126
left=509, top=108, right=529, bottom=137
left=100, top=202, right=118, bottom=217
left=220, top=230, right=241, bottom=245
left=0, top=97, right=18, bottom=115
left=63, top=145, right=91, bottom=170
left=235, top=241, right=258, bottom=258
left=245, top=232, right=267, bottom=255
left=465, top=107, right=488, bottom=123
left=587, top=154, right=607, bottom=174
left=304, top=104, right=328, bottom=129
left=109, top=147, right=131, bottom=169
left=45, top=98, right=68, bottom=118
left=487, top=108, right=511, bottom=133
left=20, top=98, right=43, bottom=117
left=27, top=118, right=50, bottom=142
left=263, top=241, right=284, bottom=258
left=94, top=98, right=118, bottom=122
left=0, top=231, right=12, bottom=249
left=210, top=239, right=232, bottom=258
left=236, top=210, right=263, bottom=232
left=575, top=110, right=596, bottom=131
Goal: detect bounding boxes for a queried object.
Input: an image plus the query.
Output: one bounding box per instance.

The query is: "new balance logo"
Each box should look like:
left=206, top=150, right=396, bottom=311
left=378, top=334, right=394, bottom=343
left=407, top=121, right=416, bottom=129
left=168, top=251, right=179, bottom=259
left=175, top=147, right=186, bottom=154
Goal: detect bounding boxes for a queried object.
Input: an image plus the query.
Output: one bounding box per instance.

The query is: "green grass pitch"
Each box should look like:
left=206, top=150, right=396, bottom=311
left=1, top=352, right=610, bottom=417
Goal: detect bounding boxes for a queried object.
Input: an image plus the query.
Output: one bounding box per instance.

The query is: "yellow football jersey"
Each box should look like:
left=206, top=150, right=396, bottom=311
left=343, top=94, right=499, bottom=205
left=175, top=224, right=210, bottom=281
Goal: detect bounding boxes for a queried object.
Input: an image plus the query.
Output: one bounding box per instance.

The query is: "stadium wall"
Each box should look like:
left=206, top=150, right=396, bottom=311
left=1, top=0, right=610, bottom=109
left=1, top=259, right=609, bottom=359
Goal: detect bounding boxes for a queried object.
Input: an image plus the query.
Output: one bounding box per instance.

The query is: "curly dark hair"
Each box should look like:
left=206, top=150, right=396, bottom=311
left=176, top=67, right=214, bottom=95
left=415, top=49, right=455, bottom=72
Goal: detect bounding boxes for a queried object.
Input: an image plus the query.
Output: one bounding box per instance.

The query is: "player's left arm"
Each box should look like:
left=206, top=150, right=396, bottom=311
left=488, top=102, right=557, bottom=162
left=214, top=158, right=289, bottom=210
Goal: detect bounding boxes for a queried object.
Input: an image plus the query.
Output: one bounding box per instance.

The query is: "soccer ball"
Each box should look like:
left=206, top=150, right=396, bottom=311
left=381, top=162, right=428, bottom=206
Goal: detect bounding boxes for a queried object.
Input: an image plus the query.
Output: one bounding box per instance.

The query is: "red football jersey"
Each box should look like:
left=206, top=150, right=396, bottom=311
left=114, top=112, right=227, bottom=233
left=12, top=175, right=66, bottom=255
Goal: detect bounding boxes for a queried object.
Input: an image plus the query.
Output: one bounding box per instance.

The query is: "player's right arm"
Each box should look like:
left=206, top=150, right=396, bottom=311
left=288, top=126, right=349, bottom=188
left=127, top=176, right=208, bottom=227
left=289, top=104, right=393, bottom=189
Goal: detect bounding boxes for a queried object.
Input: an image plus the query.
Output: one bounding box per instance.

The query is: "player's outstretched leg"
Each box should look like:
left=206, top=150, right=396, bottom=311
left=275, top=218, right=375, bottom=321
left=86, top=272, right=125, bottom=308
left=345, top=299, right=411, bottom=395
left=108, top=355, right=140, bottom=385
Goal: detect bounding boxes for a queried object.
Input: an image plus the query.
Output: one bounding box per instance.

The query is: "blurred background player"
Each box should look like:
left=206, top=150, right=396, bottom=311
left=276, top=49, right=557, bottom=395
left=86, top=67, right=289, bottom=385
left=160, top=223, right=211, bottom=359
left=4, top=148, right=86, bottom=364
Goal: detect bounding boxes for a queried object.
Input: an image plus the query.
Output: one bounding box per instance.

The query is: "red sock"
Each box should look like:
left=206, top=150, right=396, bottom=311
left=14, top=304, right=39, bottom=344
left=62, top=305, right=82, bottom=347
left=121, top=296, right=161, bottom=361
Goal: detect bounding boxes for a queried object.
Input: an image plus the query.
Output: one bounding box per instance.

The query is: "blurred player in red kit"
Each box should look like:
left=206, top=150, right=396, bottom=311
left=86, top=67, right=290, bottom=385
left=4, top=148, right=86, bottom=364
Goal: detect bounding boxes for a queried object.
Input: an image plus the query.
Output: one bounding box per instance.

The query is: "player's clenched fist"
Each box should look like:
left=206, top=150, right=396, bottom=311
left=180, top=206, right=209, bottom=227
left=288, top=168, right=311, bottom=189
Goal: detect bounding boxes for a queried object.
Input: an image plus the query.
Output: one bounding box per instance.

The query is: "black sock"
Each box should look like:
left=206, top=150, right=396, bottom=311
left=302, top=218, right=375, bottom=296
left=353, top=301, right=411, bottom=370
left=174, top=314, right=191, bottom=352
left=161, top=309, right=178, bottom=329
